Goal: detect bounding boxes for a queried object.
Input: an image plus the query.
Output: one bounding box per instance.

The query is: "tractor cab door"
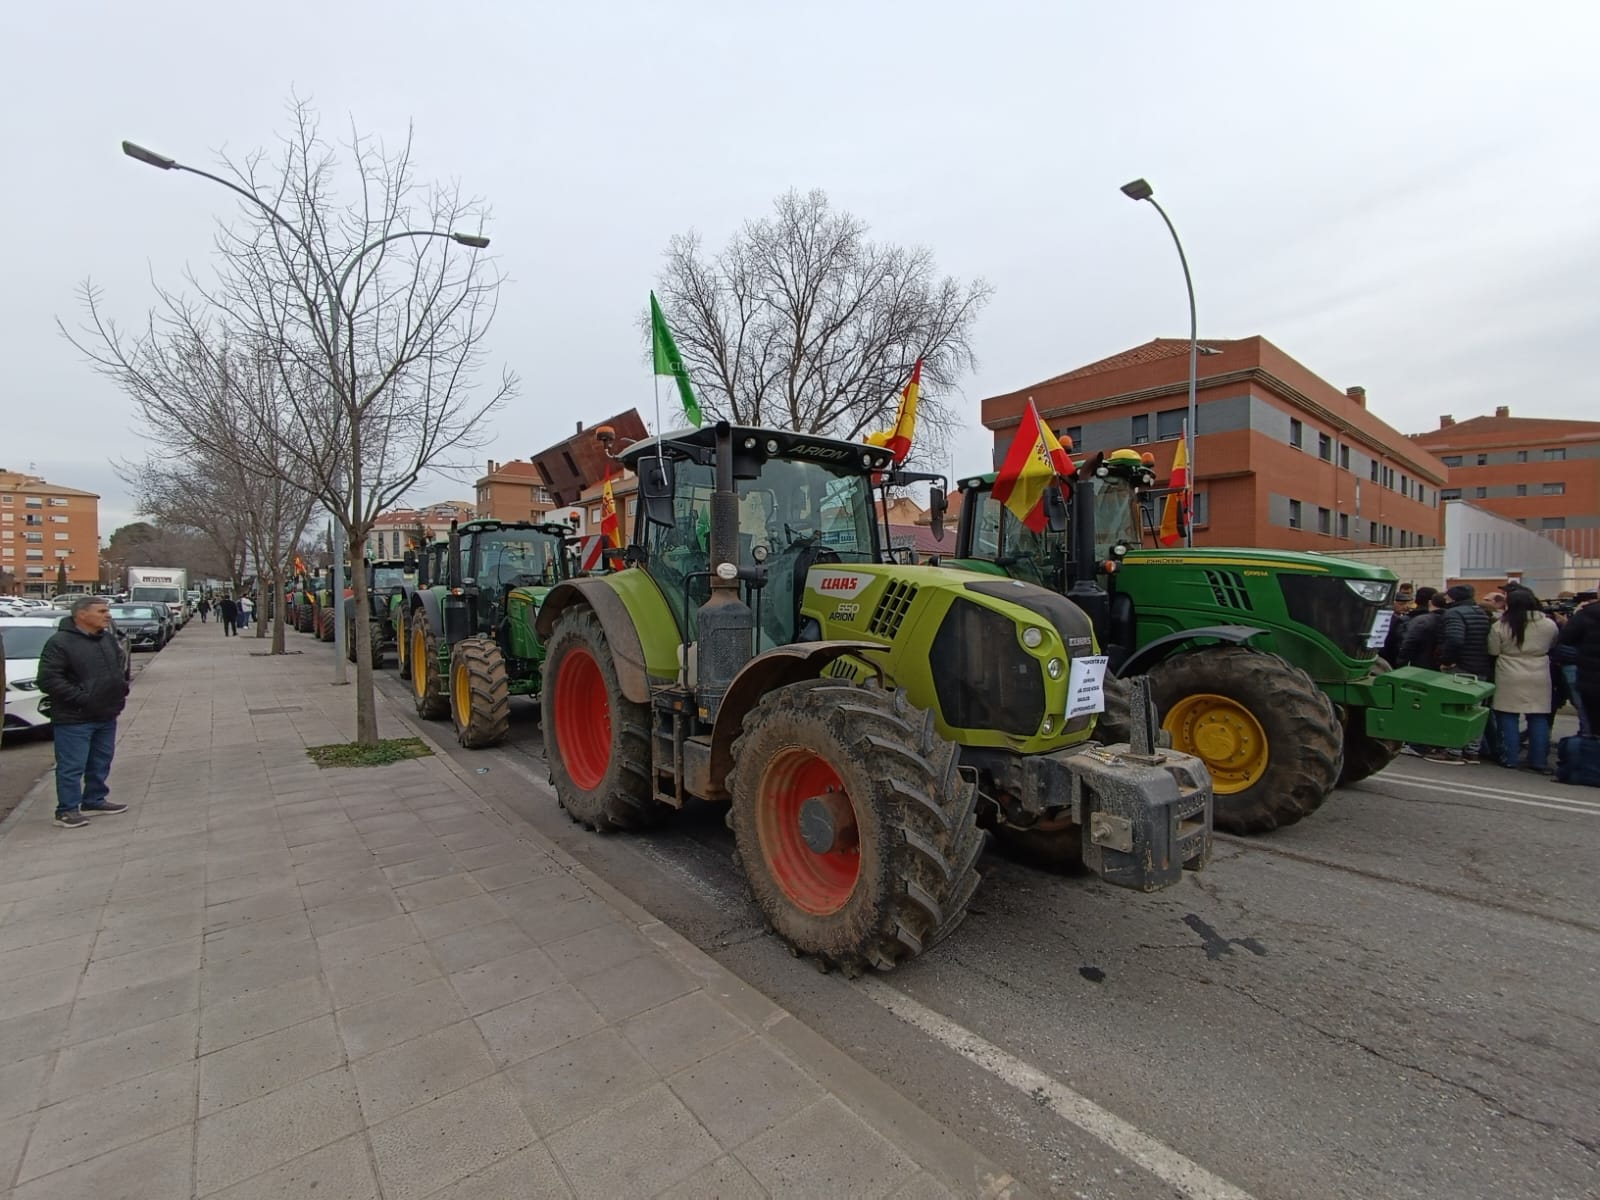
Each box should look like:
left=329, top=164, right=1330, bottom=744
left=975, top=491, right=1062, bottom=591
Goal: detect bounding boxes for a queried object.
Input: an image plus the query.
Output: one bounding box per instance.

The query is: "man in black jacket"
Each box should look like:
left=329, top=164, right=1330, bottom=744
left=1560, top=594, right=1600, bottom=737
left=38, top=596, right=131, bottom=829
left=1436, top=584, right=1497, bottom=762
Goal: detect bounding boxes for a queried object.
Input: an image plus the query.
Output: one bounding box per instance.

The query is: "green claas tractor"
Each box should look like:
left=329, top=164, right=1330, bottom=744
left=405, top=519, right=572, bottom=748
left=343, top=560, right=411, bottom=668
left=950, top=448, right=1492, bottom=834
left=534, top=422, right=1213, bottom=974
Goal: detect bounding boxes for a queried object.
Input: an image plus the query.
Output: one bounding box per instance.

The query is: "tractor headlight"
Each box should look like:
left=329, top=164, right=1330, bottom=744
left=1040, top=715, right=1055, bottom=735
left=1046, top=657, right=1064, bottom=679
left=1021, top=626, right=1045, bottom=649
left=1345, top=579, right=1392, bottom=603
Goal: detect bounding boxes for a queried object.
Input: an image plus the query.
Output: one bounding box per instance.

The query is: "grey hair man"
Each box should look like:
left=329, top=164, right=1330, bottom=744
left=37, top=595, right=131, bottom=828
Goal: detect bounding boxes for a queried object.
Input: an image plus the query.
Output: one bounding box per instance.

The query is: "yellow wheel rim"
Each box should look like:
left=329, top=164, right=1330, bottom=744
left=452, top=657, right=471, bottom=725
left=395, top=612, right=407, bottom=668
left=411, top=625, right=430, bottom=699
left=1162, top=693, right=1268, bottom=793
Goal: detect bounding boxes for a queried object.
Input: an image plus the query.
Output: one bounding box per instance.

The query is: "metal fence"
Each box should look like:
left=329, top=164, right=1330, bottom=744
left=1457, top=525, right=1600, bottom=596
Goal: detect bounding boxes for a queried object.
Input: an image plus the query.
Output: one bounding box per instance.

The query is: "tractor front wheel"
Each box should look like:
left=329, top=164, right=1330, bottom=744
left=395, top=608, right=412, bottom=680
left=451, top=636, right=511, bottom=748
left=728, top=679, right=985, bottom=974
left=410, top=619, right=449, bottom=720
left=541, top=609, right=658, bottom=830
left=1147, top=645, right=1343, bottom=834
left=368, top=620, right=387, bottom=669
left=318, top=606, right=336, bottom=642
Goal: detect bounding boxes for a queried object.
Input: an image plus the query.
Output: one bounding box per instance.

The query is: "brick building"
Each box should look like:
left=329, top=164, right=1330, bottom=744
left=474, top=460, right=560, bottom=523
left=363, top=501, right=476, bottom=561
left=0, top=470, right=101, bottom=596
left=980, top=336, right=1448, bottom=552
left=1409, top=408, right=1600, bottom=537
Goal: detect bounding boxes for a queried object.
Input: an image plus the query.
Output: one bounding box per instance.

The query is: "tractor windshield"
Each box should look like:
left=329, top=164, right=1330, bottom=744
left=970, top=492, right=1060, bottom=589
left=647, top=454, right=877, bottom=644
left=474, top=529, right=565, bottom=590
left=1093, top=479, right=1147, bottom=560
left=372, top=567, right=408, bottom=591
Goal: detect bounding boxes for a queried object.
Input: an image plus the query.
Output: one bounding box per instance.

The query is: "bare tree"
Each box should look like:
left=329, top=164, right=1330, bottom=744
left=652, top=189, right=992, bottom=459
left=68, top=98, right=514, bottom=744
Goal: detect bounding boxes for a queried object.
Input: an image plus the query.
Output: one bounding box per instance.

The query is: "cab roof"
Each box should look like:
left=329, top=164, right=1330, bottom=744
left=620, top=424, right=894, bottom=476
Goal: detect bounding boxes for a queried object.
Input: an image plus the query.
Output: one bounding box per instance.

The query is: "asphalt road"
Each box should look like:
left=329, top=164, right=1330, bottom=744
left=370, top=664, right=1598, bottom=1200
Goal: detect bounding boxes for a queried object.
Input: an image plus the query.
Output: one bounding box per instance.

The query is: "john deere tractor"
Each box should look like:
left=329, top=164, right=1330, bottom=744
left=343, top=560, right=411, bottom=668
left=951, top=449, right=1491, bottom=834
left=405, top=519, right=572, bottom=747
left=534, top=422, right=1213, bottom=975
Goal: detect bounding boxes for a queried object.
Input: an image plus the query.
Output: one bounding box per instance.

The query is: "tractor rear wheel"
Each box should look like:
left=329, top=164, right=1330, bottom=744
left=541, top=608, right=659, bottom=830
left=410, top=619, right=449, bottom=720
left=728, top=679, right=985, bottom=974
left=368, top=620, right=387, bottom=669
left=450, top=636, right=511, bottom=748
left=395, top=608, right=412, bottom=680
left=319, top=606, right=336, bottom=642
left=1337, top=658, right=1402, bottom=786
left=1147, top=645, right=1343, bottom=834
left=294, top=603, right=313, bottom=633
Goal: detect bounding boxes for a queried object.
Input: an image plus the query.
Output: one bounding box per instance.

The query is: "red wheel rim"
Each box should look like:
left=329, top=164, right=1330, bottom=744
left=757, top=748, right=860, bottom=915
left=554, top=646, right=610, bottom=791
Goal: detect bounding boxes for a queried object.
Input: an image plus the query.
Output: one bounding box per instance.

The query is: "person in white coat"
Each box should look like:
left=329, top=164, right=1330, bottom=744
left=1488, top=588, right=1559, bottom=773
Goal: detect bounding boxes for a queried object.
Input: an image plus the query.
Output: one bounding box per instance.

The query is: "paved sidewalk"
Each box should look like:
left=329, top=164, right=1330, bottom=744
left=0, top=626, right=1023, bottom=1199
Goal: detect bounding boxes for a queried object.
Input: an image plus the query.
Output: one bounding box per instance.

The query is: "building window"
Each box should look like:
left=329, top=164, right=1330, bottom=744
left=1338, top=444, right=1350, bottom=470
left=536, top=487, right=552, bottom=504
left=1515, top=450, right=1528, bottom=463
left=1545, top=448, right=1566, bottom=461
left=1515, top=484, right=1528, bottom=497
left=1384, top=467, right=1395, bottom=488
left=25, top=550, right=43, bottom=559
left=53, top=550, right=70, bottom=559
left=1475, top=486, right=1487, bottom=499
left=1317, top=433, right=1333, bottom=462
left=1156, top=409, right=1185, bottom=441
left=1289, top=419, right=1303, bottom=450
left=1543, top=482, right=1565, bottom=495
left=47, top=497, right=68, bottom=508
left=1370, top=523, right=1380, bottom=544
left=25, top=567, right=43, bottom=577
left=0, top=495, right=10, bottom=505
left=1064, top=426, right=1083, bottom=451
left=1288, top=500, right=1302, bottom=529
left=24, top=497, right=41, bottom=509
left=49, top=514, right=67, bottom=524
left=1131, top=415, right=1149, bottom=445
left=1188, top=491, right=1209, bottom=525
left=1441, top=455, right=1462, bottom=467
left=1337, top=512, right=1350, bottom=538
left=53, top=533, right=68, bottom=541
left=24, top=532, right=42, bottom=543
left=1370, top=459, right=1380, bottom=483
left=1475, top=454, right=1488, bottom=466
left=1542, top=517, right=1567, bottom=530
left=1399, top=475, right=1409, bottom=497
left=1317, top=507, right=1331, bottom=535
left=1441, top=488, right=1461, bottom=501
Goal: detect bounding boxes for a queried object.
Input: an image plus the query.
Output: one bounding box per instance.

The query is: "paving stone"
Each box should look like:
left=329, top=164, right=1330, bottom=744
left=506, top=1027, right=659, bottom=1135
left=450, top=946, right=564, bottom=1017
left=368, top=839, right=441, bottom=868
left=0, top=966, right=80, bottom=1023
left=203, top=910, right=312, bottom=962
left=450, top=840, right=535, bottom=872
left=203, top=1133, right=379, bottom=1200
left=0, top=1052, right=52, bottom=1120
left=468, top=858, right=556, bottom=893
left=410, top=893, right=504, bottom=940
left=199, top=1014, right=345, bottom=1115
left=294, top=849, right=383, bottom=886
left=91, top=912, right=202, bottom=960
left=200, top=975, right=332, bottom=1054
left=429, top=919, right=534, bottom=974
left=1, top=931, right=96, bottom=981
left=0, top=1003, right=71, bottom=1067
left=657, top=1155, right=767, bottom=1200
left=473, top=983, right=605, bottom=1069
left=667, top=1035, right=823, bottom=1150
left=11, top=1123, right=192, bottom=1200
left=316, top=913, right=420, bottom=968
left=438, top=825, right=506, bottom=854
left=546, top=1082, right=721, bottom=1199
left=414, top=801, right=477, bottom=823
left=0, top=1109, right=33, bottom=1192
left=886, top=1170, right=963, bottom=1198
left=337, top=978, right=467, bottom=1060
left=299, top=867, right=393, bottom=911
left=308, top=892, right=405, bottom=938
left=0, top=909, right=102, bottom=954
left=394, top=872, right=484, bottom=913
left=78, top=937, right=201, bottom=998
left=621, top=990, right=750, bottom=1078
left=738, top=1096, right=920, bottom=1197
left=195, top=1065, right=363, bottom=1195
left=46, top=1009, right=199, bottom=1103
left=544, top=922, right=653, bottom=981
left=351, top=1018, right=497, bottom=1124
left=492, top=873, right=589, bottom=915
left=110, top=864, right=206, bottom=903
left=206, top=870, right=293, bottom=906
left=571, top=951, right=698, bottom=1023
left=421, top=1143, right=572, bottom=1199
left=200, top=938, right=322, bottom=1002
left=204, top=887, right=304, bottom=932
left=507, top=898, right=618, bottom=946
left=98, top=887, right=205, bottom=926
left=67, top=971, right=200, bottom=1044
left=368, top=1073, right=538, bottom=1200
left=17, top=1061, right=196, bottom=1183
left=326, top=942, right=441, bottom=1008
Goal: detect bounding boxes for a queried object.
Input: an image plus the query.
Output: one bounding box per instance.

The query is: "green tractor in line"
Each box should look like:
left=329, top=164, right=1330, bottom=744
left=533, top=422, right=1214, bottom=974
left=949, top=449, right=1492, bottom=834
left=343, top=560, right=412, bottom=668
left=404, top=519, right=573, bottom=748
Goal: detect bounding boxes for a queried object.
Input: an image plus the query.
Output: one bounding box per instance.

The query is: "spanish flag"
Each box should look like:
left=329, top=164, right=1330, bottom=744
left=865, top=359, right=922, bottom=465
left=600, top=472, right=622, bottom=548
left=293, top=555, right=308, bottom=576
left=1159, top=424, right=1190, bottom=547
left=992, top=399, right=1075, bottom=532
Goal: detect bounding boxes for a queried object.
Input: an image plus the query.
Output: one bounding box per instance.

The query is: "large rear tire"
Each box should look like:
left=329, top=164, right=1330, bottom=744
left=410, top=619, right=449, bottom=720
left=368, top=620, right=387, bottom=669
left=318, top=606, right=336, bottom=643
left=450, top=636, right=511, bottom=748
left=728, top=679, right=985, bottom=974
left=295, top=602, right=314, bottom=634
left=395, top=607, right=412, bottom=680
left=1147, top=645, right=1343, bottom=835
left=541, top=608, right=659, bottom=830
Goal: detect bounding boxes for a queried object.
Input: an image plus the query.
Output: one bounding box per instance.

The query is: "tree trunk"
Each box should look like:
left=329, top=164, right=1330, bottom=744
left=350, top=542, right=378, bottom=745
left=270, top=565, right=286, bottom=655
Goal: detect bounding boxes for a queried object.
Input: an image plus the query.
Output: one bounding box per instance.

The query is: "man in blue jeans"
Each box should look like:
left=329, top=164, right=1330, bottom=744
left=38, top=596, right=131, bottom=829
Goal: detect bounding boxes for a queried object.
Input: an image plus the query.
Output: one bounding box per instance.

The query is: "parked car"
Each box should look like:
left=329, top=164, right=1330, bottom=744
left=109, top=603, right=169, bottom=651
left=1, top=616, right=60, bottom=738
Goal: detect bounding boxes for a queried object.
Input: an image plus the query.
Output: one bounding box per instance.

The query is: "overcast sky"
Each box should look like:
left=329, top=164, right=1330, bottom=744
left=6, top=1, right=1597, bottom=537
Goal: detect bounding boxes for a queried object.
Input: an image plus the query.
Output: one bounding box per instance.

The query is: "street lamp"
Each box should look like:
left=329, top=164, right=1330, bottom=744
left=1121, top=177, right=1197, bottom=547
left=123, top=138, right=490, bottom=681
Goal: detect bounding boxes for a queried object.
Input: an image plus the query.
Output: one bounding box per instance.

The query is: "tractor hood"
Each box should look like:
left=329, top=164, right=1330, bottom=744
left=1119, top=547, right=1396, bottom=588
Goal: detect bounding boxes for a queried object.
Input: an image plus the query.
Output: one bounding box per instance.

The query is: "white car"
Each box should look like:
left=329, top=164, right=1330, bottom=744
left=1, top=615, right=61, bottom=737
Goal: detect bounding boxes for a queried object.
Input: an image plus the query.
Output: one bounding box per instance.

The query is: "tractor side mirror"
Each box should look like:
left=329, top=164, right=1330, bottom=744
left=639, top=458, right=675, bottom=529
left=1044, top=487, right=1069, bottom=535
left=928, top=485, right=947, bottom=543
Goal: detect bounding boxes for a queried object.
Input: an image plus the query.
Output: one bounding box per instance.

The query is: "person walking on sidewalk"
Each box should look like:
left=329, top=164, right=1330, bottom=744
left=37, top=596, right=131, bottom=829
left=238, top=594, right=254, bottom=629
left=1435, top=584, right=1496, bottom=763
left=197, top=595, right=211, bottom=623
left=218, top=594, right=238, bottom=636
left=1488, top=588, right=1559, bottom=773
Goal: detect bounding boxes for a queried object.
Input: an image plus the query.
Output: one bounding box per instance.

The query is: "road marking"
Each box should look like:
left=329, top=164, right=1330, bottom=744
left=1369, top=774, right=1600, bottom=816
left=1381, top=769, right=1600, bottom=807
left=858, top=978, right=1258, bottom=1200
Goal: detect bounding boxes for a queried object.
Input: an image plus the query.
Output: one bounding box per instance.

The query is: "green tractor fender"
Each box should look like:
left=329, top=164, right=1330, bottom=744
left=410, top=589, right=446, bottom=638
left=1114, top=624, right=1266, bottom=678
left=536, top=575, right=681, bottom=705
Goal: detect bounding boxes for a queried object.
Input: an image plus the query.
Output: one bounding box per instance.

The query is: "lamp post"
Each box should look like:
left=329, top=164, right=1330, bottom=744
left=1121, top=178, right=1197, bottom=547
left=122, top=140, right=489, bottom=681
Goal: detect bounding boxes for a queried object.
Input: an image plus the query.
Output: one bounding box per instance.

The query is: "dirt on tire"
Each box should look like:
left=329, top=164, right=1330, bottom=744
left=1147, top=645, right=1344, bottom=834
left=727, top=678, right=985, bottom=974
left=318, top=606, right=336, bottom=643
left=451, top=636, right=511, bottom=748
left=410, top=619, right=449, bottom=720
left=395, top=609, right=412, bottom=681
left=541, top=608, right=661, bottom=831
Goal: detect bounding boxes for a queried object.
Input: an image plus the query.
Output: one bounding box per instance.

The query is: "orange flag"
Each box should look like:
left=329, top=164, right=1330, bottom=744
left=1159, top=425, right=1191, bottom=547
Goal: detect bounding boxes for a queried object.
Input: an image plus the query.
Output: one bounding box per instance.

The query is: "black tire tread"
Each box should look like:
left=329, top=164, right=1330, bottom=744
left=452, top=636, right=512, bottom=748
left=395, top=608, right=412, bottom=681
left=412, top=621, right=450, bottom=720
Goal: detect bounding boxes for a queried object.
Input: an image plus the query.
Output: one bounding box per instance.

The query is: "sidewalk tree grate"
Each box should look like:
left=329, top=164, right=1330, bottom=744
left=248, top=706, right=305, bottom=715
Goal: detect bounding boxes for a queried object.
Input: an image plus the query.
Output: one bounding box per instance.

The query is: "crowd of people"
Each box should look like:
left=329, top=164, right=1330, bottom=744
left=1382, top=580, right=1599, bottom=772
left=194, top=592, right=254, bottom=635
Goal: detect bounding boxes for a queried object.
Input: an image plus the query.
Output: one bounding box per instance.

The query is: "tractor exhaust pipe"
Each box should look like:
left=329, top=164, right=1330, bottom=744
left=695, top=421, right=755, bottom=723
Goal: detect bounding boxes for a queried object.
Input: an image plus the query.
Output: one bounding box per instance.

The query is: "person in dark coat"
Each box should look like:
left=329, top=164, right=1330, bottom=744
left=1398, top=590, right=1446, bottom=669
left=197, top=596, right=211, bottom=623
left=38, top=596, right=132, bottom=828
left=1437, top=584, right=1496, bottom=762
left=1559, top=595, right=1600, bottom=737
left=218, top=595, right=239, bottom=636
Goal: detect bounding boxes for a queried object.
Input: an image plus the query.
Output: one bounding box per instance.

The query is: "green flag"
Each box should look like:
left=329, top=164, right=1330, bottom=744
left=650, top=292, right=703, bottom=429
